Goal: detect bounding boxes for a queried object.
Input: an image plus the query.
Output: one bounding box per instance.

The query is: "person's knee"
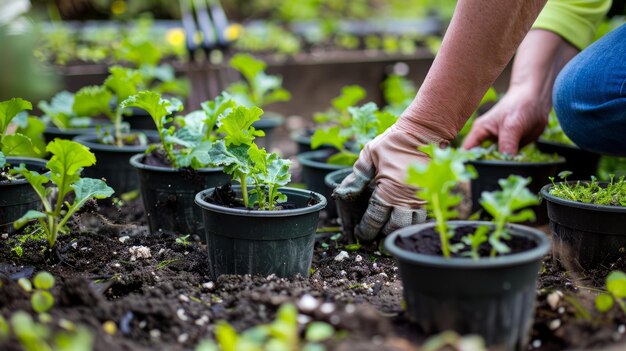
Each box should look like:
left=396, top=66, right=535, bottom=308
left=553, top=59, right=593, bottom=149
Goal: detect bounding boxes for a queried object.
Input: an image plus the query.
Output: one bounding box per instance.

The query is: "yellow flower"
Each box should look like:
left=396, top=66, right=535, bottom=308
left=111, top=0, right=127, bottom=15
left=166, top=28, right=186, bottom=48
left=224, top=23, right=244, bottom=41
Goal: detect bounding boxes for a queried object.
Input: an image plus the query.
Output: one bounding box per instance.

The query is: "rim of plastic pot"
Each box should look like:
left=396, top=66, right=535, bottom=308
left=468, top=156, right=566, bottom=168
left=385, top=220, right=550, bottom=269
left=195, top=185, right=327, bottom=217
left=73, top=131, right=159, bottom=153
left=324, top=168, right=353, bottom=189
left=1, top=157, right=49, bottom=187
left=540, top=183, right=626, bottom=213
left=253, top=112, right=284, bottom=129
left=129, top=153, right=224, bottom=173
left=537, top=138, right=580, bottom=151
left=298, top=150, right=351, bottom=171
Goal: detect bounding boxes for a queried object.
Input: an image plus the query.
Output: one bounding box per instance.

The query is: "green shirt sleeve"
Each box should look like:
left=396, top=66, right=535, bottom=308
left=532, top=0, right=612, bottom=50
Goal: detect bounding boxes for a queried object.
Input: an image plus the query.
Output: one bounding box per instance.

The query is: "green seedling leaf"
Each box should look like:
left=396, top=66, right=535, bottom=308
left=0, top=98, right=32, bottom=137
left=14, top=210, right=47, bottom=229
left=607, top=271, right=626, bottom=298
left=558, top=170, right=573, bottom=180
left=47, top=139, right=96, bottom=189
left=311, top=126, right=349, bottom=151
left=195, top=340, right=219, bottom=351
left=215, top=321, right=239, bottom=351
left=18, top=277, right=32, bottom=292
left=38, top=92, right=76, bottom=129
left=33, top=272, right=55, bottom=290
left=381, top=75, right=416, bottom=107
left=305, top=322, right=334, bottom=342
left=332, top=85, right=366, bottom=113
left=595, top=293, right=614, bottom=312
left=1, top=133, right=36, bottom=156
left=54, top=326, right=94, bottom=351
left=104, top=66, right=143, bottom=102
left=16, top=117, right=46, bottom=157
left=217, top=106, right=265, bottom=146
left=228, top=53, right=290, bottom=107
left=0, top=315, right=8, bottom=340
left=120, top=91, right=181, bottom=130
left=0, top=151, right=5, bottom=167
left=327, top=152, right=358, bottom=166
left=349, top=102, right=379, bottom=149
left=375, top=110, right=398, bottom=135
left=229, top=53, right=266, bottom=86
left=71, top=178, right=115, bottom=209
left=72, top=86, right=113, bottom=118
left=32, top=290, right=54, bottom=313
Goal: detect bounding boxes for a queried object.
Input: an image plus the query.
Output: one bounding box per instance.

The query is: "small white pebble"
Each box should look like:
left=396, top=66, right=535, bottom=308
left=202, top=282, right=215, bottom=290
left=558, top=306, right=565, bottom=314
left=178, top=333, right=189, bottom=343
left=119, top=236, right=130, bottom=243
left=176, top=308, right=188, bottom=321
left=1, top=233, right=8, bottom=239
left=547, top=291, right=561, bottom=310
left=129, top=246, right=151, bottom=261
left=157, top=248, right=165, bottom=256
left=178, top=294, right=189, bottom=302
left=367, top=288, right=374, bottom=294
left=532, top=339, right=541, bottom=348
left=329, top=315, right=340, bottom=325
left=139, top=321, right=147, bottom=329
left=373, top=263, right=378, bottom=269
left=618, top=325, right=625, bottom=334
left=298, top=294, right=319, bottom=312
left=113, top=263, right=120, bottom=268
left=149, top=329, right=161, bottom=339
left=339, top=270, right=346, bottom=276
left=113, top=251, right=117, bottom=255
left=297, top=314, right=312, bottom=325
left=71, top=242, right=78, bottom=249
left=549, top=319, right=561, bottom=330
left=195, top=315, right=209, bottom=326
left=379, top=272, right=388, bottom=279
left=355, top=255, right=363, bottom=262
left=266, top=274, right=277, bottom=280
left=334, top=251, right=349, bottom=262
left=374, top=251, right=381, bottom=256
left=345, top=304, right=356, bottom=314
left=320, top=303, right=335, bottom=314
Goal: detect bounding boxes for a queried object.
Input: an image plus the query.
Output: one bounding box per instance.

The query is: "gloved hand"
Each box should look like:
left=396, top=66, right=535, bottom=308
left=333, top=107, right=455, bottom=241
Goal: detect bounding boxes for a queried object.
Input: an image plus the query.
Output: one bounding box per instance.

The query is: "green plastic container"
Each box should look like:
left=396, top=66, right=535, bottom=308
left=541, top=182, right=626, bottom=271
left=385, top=221, right=550, bottom=351
left=130, top=154, right=230, bottom=238
left=298, top=150, right=349, bottom=219
left=74, top=132, right=158, bottom=194
left=0, top=157, right=48, bottom=233
left=195, top=186, right=326, bottom=278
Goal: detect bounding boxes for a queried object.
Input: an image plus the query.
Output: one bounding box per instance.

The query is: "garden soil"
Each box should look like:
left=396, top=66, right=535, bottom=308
left=1, top=198, right=626, bottom=351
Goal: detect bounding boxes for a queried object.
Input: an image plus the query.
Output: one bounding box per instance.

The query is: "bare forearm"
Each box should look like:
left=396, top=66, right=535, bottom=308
left=403, top=0, right=548, bottom=140
left=509, top=29, right=579, bottom=114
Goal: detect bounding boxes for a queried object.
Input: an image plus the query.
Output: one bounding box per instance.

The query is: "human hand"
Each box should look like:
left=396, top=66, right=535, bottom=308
left=333, top=113, right=451, bottom=241
left=462, top=86, right=550, bottom=154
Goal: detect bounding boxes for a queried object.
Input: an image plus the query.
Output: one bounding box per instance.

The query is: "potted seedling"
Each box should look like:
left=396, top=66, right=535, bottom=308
left=541, top=172, right=626, bottom=271
left=468, top=143, right=565, bottom=224
left=226, top=53, right=291, bottom=148
left=0, top=98, right=49, bottom=233
left=123, top=91, right=231, bottom=238
left=300, top=102, right=397, bottom=219
left=38, top=91, right=108, bottom=143
left=12, top=139, right=114, bottom=250
left=380, top=73, right=417, bottom=116
left=72, top=66, right=163, bottom=194
left=194, top=104, right=326, bottom=278
left=385, top=144, right=550, bottom=350
left=291, top=84, right=366, bottom=154
left=537, top=111, right=601, bottom=179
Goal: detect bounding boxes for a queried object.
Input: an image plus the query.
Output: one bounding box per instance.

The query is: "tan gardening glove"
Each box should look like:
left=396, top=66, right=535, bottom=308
left=333, top=107, right=456, bottom=241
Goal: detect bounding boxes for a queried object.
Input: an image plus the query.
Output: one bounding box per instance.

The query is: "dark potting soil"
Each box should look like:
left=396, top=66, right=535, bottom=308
left=395, top=225, right=537, bottom=258
left=1, top=200, right=625, bottom=351
left=205, top=183, right=319, bottom=211
left=142, top=149, right=173, bottom=168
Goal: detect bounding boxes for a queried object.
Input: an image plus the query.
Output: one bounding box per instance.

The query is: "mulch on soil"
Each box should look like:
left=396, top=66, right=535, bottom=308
left=1, top=199, right=625, bottom=351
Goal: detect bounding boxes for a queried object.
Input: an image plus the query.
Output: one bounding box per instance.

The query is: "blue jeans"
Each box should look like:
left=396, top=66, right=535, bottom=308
left=553, top=23, right=626, bottom=156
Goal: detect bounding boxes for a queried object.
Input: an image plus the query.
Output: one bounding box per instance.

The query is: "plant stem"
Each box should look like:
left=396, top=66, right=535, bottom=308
left=111, top=110, right=123, bottom=148
left=240, top=175, right=249, bottom=208
left=490, top=217, right=506, bottom=257
left=431, top=194, right=450, bottom=258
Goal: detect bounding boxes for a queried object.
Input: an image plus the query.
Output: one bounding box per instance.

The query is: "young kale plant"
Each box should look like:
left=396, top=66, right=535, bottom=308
left=207, top=106, right=293, bottom=210
left=472, top=143, right=560, bottom=163
left=311, top=102, right=397, bottom=166
left=38, top=91, right=91, bottom=130
left=480, top=175, right=540, bottom=257
left=0, top=98, right=38, bottom=159
left=313, top=85, right=366, bottom=128
left=17, top=271, right=56, bottom=313
left=541, top=110, right=575, bottom=146
left=549, top=171, right=626, bottom=206
left=381, top=74, right=417, bottom=116
left=406, top=145, right=477, bottom=257
left=12, top=140, right=114, bottom=248
left=121, top=91, right=233, bottom=169
left=595, top=271, right=626, bottom=315
left=227, top=53, right=291, bottom=108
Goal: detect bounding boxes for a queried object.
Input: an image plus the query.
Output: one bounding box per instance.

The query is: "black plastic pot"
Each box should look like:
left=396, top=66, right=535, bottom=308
left=253, top=112, right=284, bottom=150
left=324, top=168, right=373, bottom=242
left=291, top=130, right=313, bottom=155
left=298, top=150, right=350, bottom=219
left=195, top=186, right=326, bottom=278
left=536, top=139, right=600, bottom=179
left=130, top=154, right=230, bottom=238
left=0, top=157, right=48, bottom=233
left=44, top=125, right=99, bottom=144
left=468, top=158, right=565, bottom=225
left=541, top=183, right=626, bottom=271
left=124, top=107, right=156, bottom=131
left=74, top=132, right=159, bottom=194
left=385, top=220, right=550, bottom=351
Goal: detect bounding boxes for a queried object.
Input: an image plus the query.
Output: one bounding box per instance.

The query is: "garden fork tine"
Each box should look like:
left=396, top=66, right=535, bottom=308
left=193, top=0, right=221, bottom=100
left=180, top=0, right=209, bottom=109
